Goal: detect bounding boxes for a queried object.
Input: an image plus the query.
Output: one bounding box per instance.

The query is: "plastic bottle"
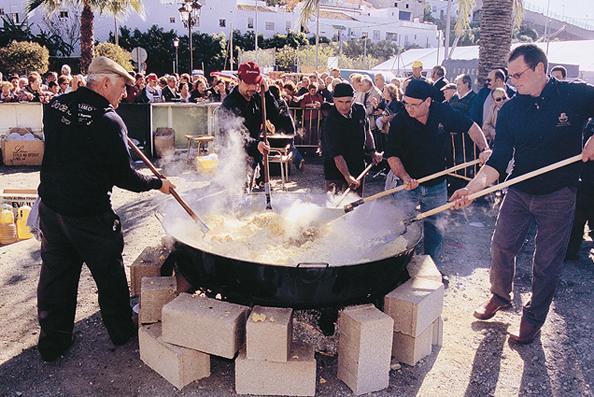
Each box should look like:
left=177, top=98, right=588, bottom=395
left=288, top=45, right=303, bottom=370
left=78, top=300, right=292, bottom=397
left=0, top=205, right=17, bottom=245
left=17, top=205, right=33, bottom=240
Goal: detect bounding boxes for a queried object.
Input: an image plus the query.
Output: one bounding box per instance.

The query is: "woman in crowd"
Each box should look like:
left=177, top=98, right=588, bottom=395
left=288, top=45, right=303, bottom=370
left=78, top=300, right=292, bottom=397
left=300, top=83, right=324, bottom=146
left=190, top=78, right=211, bottom=102
left=210, top=79, right=228, bottom=102
left=0, top=82, right=16, bottom=102
left=178, top=82, right=191, bottom=103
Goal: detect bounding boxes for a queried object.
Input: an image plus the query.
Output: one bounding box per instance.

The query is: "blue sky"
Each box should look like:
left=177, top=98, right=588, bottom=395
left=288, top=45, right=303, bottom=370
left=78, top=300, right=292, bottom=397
left=535, top=0, right=594, bottom=23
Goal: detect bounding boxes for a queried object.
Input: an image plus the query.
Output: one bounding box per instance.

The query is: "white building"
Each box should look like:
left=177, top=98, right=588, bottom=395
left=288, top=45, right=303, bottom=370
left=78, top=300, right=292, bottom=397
left=0, top=0, right=439, bottom=53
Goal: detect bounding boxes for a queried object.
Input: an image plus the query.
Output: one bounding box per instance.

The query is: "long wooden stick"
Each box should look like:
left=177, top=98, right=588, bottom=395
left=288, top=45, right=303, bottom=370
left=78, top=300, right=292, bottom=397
left=334, top=163, right=374, bottom=207
left=344, top=159, right=480, bottom=212
left=126, top=137, right=209, bottom=232
left=260, top=86, right=272, bottom=210
left=411, top=154, right=583, bottom=223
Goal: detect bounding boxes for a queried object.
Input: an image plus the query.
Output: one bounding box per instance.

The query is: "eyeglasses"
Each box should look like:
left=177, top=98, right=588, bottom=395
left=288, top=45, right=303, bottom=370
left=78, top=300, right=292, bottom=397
left=402, top=100, right=424, bottom=109
left=509, top=66, right=533, bottom=80
left=494, top=97, right=505, bottom=102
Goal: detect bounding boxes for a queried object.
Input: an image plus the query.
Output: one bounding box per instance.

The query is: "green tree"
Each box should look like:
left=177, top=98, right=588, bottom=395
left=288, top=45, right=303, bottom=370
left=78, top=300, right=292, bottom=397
left=26, top=0, right=144, bottom=73
left=0, top=41, right=50, bottom=75
left=94, top=42, right=133, bottom=70
left=0, top=16, right=72, bottom=56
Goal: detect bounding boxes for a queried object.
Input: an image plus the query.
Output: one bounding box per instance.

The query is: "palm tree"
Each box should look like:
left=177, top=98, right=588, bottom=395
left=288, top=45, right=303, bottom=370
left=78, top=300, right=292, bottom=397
left=26, top=0, right=143, bottom=73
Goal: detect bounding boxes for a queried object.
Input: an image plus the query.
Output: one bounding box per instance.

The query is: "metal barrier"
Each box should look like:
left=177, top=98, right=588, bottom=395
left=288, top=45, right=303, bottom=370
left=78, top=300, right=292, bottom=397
left=288, top=107, right=322, bottom=149
left=449, top=132, right=480, bottom=181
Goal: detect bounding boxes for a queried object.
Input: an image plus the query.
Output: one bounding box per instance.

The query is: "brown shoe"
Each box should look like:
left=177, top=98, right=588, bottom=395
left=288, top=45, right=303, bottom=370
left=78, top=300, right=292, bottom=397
left=473, top=295, right=511, bottom=320
left=509, top=318, right=542, bottom=345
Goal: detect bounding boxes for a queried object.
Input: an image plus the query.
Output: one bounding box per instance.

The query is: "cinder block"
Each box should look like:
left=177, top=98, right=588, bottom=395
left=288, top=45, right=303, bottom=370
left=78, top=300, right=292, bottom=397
left=391, top=323, right=433, bottom=366
left=337, top=304, right=394, bottom=395
left=140, top=276, right=177, bottom=324
left=384, top=278, right=444, bottom=337
left=246, top=306, right=293, bottom=362
left=139, top=323, right=210, bottom=390
left=235, top=342, right=316, bottom=396
left=130, top=245, right=171, bottom=297
left=161, top=293, right=250, bottom=359
left=406, top=255, right=443, bottom=283
left=432, top=316, right=444, bottom=347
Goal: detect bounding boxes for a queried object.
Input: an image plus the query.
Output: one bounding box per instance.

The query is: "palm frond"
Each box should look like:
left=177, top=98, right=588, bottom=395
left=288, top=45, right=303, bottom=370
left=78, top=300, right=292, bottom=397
left=512, top=0, right=524, bottom=29
left=99, top=0, right=145, bottom=20
left=298, top=0, right=319, bottom=29
left=25, top=0, right=65, bottom=14
left=454, top=0, right=475, bottom=37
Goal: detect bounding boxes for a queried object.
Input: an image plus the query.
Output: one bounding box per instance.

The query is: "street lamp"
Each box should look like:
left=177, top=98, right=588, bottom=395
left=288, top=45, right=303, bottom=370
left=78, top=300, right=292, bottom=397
left=178, top=0, right=202, bottom=74
left=173, top=37, right=180, bottom=74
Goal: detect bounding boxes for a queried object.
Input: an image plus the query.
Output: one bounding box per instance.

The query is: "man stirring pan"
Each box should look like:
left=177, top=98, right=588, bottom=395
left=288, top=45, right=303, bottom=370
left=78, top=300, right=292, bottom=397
left=37, top=57, right=175, bottom=361
left=321, top=82, right=383, bottom=195
left=385, top=80, right=490, bottom=276
left=450, top=44, right=594, bottom=344
left=219, top=61, right=281, bottom=190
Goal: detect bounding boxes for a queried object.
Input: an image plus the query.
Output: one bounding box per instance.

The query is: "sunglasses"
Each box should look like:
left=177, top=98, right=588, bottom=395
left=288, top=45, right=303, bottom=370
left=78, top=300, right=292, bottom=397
left=486, top=78, right=492, bottom=83
left=494, top=97, right=505, bottom=102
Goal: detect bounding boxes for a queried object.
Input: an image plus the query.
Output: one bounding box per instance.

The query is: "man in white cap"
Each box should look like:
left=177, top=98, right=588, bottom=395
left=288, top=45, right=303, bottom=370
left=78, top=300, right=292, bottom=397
left=36, top=56, right=175, bottom=361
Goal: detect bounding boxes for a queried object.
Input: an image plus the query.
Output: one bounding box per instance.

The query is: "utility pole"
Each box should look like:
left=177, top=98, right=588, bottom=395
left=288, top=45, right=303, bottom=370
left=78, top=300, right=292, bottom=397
left=444, top=0, right=451, bottom=61
left=544, top=0, right=551, bottom=56
left=315, top=2, right=320, bottom=72
left=230, top=19, right=234, bottom=71
left=255, top=0, right=259, bottom=64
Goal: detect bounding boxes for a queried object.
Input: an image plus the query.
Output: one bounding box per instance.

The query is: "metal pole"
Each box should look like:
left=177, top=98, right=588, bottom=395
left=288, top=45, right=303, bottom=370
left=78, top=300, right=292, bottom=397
left=315, top=2, right=320, bottom=71
left=444, top=0, right=451, bottom=61
left=230, top=18, right=234, bottom=71
left=544, top=0, right=551, bottom=57
left=175, top=47, right=179, bottom=74
left=114, top=16, right=119, bottom=46
left=189, top=22, right=193, bottom=74
left=255, top=0, right=259, bottom=64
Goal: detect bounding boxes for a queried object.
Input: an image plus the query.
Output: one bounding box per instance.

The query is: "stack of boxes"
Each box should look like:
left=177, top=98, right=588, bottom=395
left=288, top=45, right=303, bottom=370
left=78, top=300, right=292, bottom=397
left=383, top=255, right=445, bottom=366
left=236, top=306, right=316, bottom=396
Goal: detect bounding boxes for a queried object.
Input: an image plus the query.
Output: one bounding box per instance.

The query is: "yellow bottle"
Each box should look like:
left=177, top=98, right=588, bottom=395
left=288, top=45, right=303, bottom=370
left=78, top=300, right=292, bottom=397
left=0, top=205, right=17, bottom=245
left=17, top=205, right=33, bottom=240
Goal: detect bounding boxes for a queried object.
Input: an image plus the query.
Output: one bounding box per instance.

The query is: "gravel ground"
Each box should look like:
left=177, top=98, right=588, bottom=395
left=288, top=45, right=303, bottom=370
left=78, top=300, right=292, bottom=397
left=0, top=156, right=593, bottom=397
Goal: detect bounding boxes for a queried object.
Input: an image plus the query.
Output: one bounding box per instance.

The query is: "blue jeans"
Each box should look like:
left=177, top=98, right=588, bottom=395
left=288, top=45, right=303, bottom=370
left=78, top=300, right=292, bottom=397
left=391, top=179, right=448, bottom=260
left=290, top=143, right=304, bottom=168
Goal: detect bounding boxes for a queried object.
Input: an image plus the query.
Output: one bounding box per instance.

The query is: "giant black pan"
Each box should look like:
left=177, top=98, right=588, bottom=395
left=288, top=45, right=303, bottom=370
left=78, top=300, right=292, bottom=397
left=158, top=192, right=422, bottom=309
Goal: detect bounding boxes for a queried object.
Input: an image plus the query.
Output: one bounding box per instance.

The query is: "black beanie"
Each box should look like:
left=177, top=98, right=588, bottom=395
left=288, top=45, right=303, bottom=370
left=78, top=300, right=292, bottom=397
left=404, top=79, right=433, bottom=100
left=332, top=82, right=354, bottom=98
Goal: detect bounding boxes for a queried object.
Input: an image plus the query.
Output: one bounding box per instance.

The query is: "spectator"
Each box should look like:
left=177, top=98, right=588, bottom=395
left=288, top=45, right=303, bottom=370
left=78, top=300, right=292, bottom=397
left=441, top=83, right=457, bottom=103
left=20, top=73, right=43, bottom=102
left=482, top=87, right=509, bottom=144
left=162, top=75, right=181, bottom=102
left=46, top=72, right=58, bottom=86
left=550, top=65, right=567, bottom=81
left=300, top=83, right=324, bottom=145
left=360, top=75, right=383, bottom=132
left=330, top=67, right=341, bottom=79
left=178, top=82, right=191, bottom=102
left=143, top=73, right=163, bottom=103
left=60, top=64, right=72, bottom=78
left=431, top=65, right=449, bottom=102
left=268, top=84, right=305, bottom=171
left=9, top=75, right=20, bottom=93
left=296, top=76, right=310, bottom=96
left=126, top=73, right=144, bottom=103
left=57, top=75, right=70, bottom=95
left=374, top=73, right=386, bottom=92
left=407, top=60, right=426, bottom=82
left=69, top=74, right=84, bottom=93
left=0, top=82, right=16, bottom=102
left=450, top=74, right=476, bottom=115
left=180, top=73, right=191, bottom=85
left=48, top=81, right=59, bottom=96
left=470, top=68, right=516, bottom=125
left=318, top=80, right=333, bottom=103
left=282, top=82, right=301, bottom=107
left=324, top=75, right=334, bottom=91
left=375, top=83, right=403, bottom=133
left=210, top=79, right=228, bottom=102
left=19, top=77, right=28, bottom=90
left=190, top=78, right=211, bottom=102
left=158, top=77, right=168, bottom=91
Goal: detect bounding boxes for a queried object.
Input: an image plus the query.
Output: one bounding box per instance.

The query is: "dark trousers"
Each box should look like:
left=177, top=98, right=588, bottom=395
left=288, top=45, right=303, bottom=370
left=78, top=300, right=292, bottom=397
left=490, top=187, right=576, bottom=326
left=37, top=202, right=134, bottom=354
left=567, top=182, right=594, bottom=257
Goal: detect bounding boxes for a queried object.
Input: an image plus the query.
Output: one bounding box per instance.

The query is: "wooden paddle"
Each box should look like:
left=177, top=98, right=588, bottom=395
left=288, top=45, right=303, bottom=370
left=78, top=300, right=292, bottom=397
left=126, top=137, right=209, bottom=232
left=260, top=85, right=272, bottom=210
left=333, top=163, right=374, bottom=207
left=343, top=159, right=481, bottom=213
left=405, top=154, right=584, bottom=226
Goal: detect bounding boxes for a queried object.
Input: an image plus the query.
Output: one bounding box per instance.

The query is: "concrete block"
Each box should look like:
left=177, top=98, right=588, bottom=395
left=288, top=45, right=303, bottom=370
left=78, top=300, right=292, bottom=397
left=432, top=316, right=444, bottom=347
left=139, top=323, right=210, bottom=390
left=406, top=255, right=443, bottom=283
left=235, top=342, right=316, bottom=396
left=337, top=304, right=393, bottom=395
left=246, top=306, right=293, bottom=362
left=161, top=293, right=250, bottom=359
left=391, top=323, right=433, bottom=366
left=384, top=278, right=444, bottom=337
left=130, top=245, right=171, bottom=297
left=140, top=276, right=177, bottom=324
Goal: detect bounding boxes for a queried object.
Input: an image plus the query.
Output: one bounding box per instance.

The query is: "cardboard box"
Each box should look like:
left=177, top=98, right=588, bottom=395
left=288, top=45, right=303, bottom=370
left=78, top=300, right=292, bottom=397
left=1, top=140, right=44, bottom=166
left=0, top=189, right=38, bottom=209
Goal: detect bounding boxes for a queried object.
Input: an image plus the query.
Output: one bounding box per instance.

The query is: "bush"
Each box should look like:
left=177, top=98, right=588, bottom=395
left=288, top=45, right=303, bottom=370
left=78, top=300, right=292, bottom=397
left=0, top=41, right=50, bottom=75
left=94, top=43, right=133, bottom=71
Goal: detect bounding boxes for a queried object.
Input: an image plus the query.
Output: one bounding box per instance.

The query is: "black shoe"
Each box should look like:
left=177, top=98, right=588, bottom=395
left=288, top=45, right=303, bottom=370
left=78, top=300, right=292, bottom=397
left=109, top=322, right=136, bottom=346
left=38, top=333, right=76, bottom=362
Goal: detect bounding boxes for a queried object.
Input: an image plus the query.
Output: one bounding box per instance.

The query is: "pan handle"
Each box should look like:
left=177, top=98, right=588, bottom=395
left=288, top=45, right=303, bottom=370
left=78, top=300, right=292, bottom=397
left=296, top=262, right=330, bottom=269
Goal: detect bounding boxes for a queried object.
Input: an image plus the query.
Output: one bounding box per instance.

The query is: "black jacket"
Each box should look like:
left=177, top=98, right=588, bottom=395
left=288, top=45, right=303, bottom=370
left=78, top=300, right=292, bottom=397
left=39, top=87, right=161, bottom=217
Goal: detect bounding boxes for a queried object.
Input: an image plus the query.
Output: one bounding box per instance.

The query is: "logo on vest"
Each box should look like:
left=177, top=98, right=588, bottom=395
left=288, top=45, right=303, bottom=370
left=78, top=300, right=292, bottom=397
left=556, top=112, right=570, bottom=127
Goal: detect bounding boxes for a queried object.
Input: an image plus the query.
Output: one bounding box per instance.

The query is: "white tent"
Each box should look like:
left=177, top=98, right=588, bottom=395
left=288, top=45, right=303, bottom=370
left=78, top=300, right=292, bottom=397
left=373, top=40, right=594, bottom=83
